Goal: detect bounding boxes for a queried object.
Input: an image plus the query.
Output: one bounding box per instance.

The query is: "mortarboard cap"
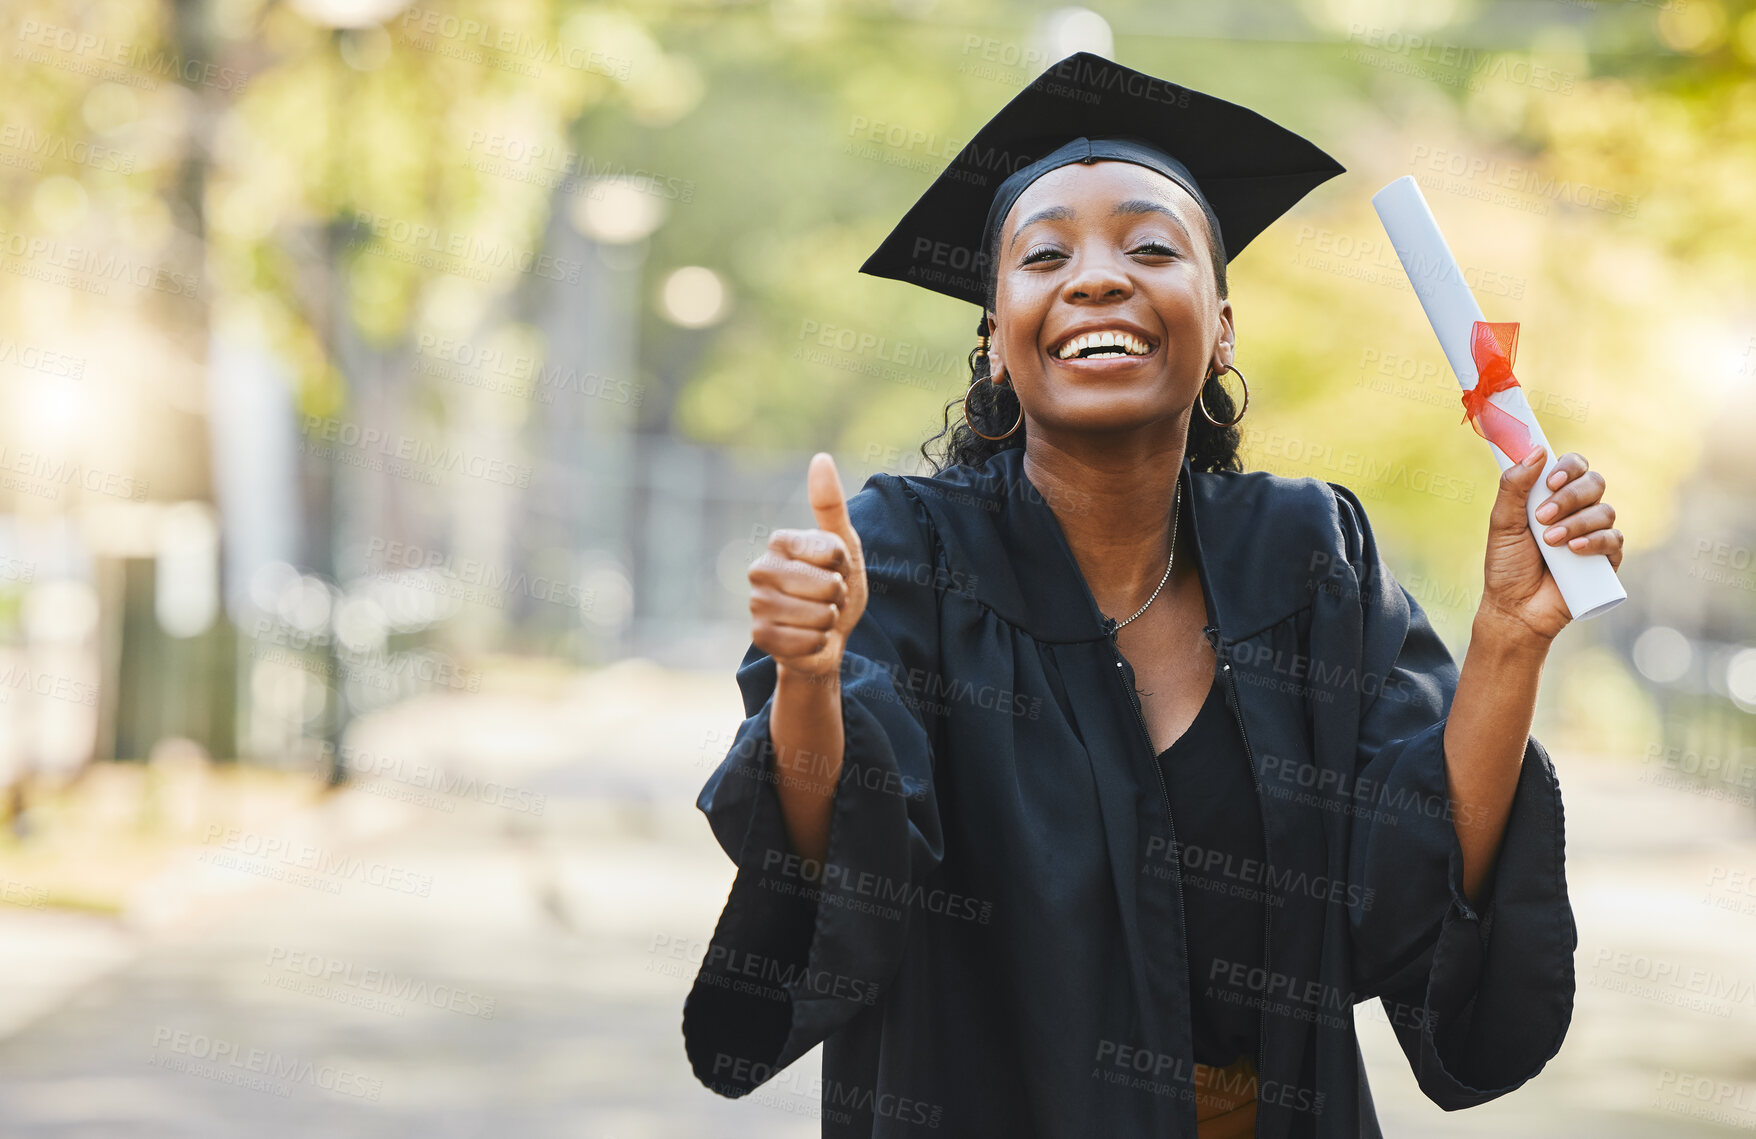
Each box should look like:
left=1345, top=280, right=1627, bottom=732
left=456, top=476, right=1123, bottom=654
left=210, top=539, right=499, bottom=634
left=859, top=51, right=1346, bottom=310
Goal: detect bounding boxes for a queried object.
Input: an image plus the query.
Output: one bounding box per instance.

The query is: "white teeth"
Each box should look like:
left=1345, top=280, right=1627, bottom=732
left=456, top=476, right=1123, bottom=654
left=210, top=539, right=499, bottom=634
left=1056, top=330, right=1151, bottom=360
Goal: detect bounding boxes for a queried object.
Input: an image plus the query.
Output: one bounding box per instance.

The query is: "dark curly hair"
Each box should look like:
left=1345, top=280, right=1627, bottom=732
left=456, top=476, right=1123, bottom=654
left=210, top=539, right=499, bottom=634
left=918, top=209, right=1243, bottom=477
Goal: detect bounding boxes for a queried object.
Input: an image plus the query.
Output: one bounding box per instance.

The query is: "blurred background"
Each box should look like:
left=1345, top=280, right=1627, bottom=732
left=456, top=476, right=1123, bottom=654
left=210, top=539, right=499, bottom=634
left=0, top=0, right=1749, bottom=1134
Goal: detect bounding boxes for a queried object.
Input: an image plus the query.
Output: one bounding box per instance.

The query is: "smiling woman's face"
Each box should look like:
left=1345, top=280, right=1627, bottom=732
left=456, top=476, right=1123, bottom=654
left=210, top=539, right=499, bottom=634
left=987, top=160, right=1234, bottom=441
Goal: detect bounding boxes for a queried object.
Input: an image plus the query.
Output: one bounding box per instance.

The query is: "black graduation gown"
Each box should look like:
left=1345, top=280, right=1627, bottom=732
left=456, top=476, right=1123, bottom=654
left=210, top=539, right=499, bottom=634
left=682, top=445, right=1576, bottom=1138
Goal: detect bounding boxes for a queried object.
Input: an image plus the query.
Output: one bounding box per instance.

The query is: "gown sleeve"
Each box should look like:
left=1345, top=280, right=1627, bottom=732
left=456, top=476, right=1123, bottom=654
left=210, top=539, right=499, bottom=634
left=682, top=473, right=946, bottom=1097
left=1330, top=481, right=1577, bottom=1111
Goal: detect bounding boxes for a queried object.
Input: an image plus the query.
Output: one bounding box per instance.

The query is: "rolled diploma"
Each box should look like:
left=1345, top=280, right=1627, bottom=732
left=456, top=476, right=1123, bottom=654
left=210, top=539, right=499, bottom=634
left=1371, top=175, right=1626, bottom=621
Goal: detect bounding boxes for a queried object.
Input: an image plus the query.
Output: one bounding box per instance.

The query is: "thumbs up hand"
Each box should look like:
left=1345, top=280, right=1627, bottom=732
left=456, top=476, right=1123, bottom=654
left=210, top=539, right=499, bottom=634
left=749, top=452, right=869, bottom=680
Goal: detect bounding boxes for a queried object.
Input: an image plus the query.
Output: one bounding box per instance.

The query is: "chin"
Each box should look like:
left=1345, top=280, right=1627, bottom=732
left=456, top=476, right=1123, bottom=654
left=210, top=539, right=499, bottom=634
left=1030, top=390, right=1190, bottom=437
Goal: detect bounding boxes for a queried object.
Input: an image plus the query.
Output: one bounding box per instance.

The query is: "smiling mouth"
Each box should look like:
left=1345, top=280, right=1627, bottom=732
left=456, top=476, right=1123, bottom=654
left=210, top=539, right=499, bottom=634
left=1052, top=330, right=1156, bottom=361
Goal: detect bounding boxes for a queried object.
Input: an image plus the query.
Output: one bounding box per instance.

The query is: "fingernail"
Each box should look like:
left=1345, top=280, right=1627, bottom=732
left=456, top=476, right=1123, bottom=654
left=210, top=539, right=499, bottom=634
left=1524, top=444, right=1545, bottom=465
left=1548, top=469, right=1568, bottom=489
left=1536, top=502, right=1557, bottom=522
left=1544, top=525, right=1566, bottom=543
left=1569, top=536, right=1588, bottom=550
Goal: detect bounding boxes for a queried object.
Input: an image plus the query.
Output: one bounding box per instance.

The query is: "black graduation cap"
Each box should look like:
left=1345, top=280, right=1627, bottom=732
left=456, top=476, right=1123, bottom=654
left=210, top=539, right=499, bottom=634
left=859, top=51, right=1346, bottom=310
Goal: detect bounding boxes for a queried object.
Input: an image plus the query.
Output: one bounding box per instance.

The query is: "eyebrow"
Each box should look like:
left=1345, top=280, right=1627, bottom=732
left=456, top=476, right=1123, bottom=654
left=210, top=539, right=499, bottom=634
left=1113, top=199, right=1187, bottom=230
left=1007, top=198, right=1193, bottom=252
left=1008, top=205, right=1076, bottom=251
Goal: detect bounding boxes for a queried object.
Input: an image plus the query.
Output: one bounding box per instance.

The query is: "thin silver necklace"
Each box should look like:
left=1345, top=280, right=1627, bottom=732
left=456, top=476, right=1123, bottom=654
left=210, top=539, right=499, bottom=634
left=1108, top=482, right=1181, bottom=630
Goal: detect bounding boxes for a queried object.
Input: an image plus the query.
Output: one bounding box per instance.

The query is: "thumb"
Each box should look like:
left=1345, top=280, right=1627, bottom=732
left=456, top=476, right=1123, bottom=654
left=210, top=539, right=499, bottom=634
left=808, top=452, right=858, bottom=549
left=1490, top=442, right=1548, bottom=531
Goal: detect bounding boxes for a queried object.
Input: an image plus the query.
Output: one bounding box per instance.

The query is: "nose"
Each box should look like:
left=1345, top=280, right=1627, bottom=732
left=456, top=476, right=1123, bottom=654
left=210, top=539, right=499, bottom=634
left=1060, top=248, right=1133, bottom=304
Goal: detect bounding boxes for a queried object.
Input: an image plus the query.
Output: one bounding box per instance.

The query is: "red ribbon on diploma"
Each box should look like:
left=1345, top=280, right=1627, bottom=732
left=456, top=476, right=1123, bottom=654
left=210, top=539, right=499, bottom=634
left=1461, top=320, right=1534, bottom=462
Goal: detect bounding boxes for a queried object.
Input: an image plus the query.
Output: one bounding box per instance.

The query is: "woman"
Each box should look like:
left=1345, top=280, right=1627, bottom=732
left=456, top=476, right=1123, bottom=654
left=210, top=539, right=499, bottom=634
left=684, top=53, right=1615, bottom=1138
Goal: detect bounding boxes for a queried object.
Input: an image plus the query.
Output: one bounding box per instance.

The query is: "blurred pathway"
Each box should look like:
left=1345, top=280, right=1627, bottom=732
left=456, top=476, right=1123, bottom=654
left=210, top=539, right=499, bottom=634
left=0, top=660, right=814, bottom=1138
left=0, top=660, right=1748, bottom=1136
left=1361, top=745, right=1756, bottom=1137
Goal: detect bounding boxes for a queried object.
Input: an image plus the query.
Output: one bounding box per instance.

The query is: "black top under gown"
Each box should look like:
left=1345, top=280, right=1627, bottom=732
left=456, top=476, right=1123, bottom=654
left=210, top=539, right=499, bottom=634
left=1155, top=664, right=1267, bottom=1070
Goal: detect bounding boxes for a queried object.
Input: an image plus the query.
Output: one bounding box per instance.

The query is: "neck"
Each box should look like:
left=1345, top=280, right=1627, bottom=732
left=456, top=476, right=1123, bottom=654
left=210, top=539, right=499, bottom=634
left=1021, top=421, right=1191, bottom=622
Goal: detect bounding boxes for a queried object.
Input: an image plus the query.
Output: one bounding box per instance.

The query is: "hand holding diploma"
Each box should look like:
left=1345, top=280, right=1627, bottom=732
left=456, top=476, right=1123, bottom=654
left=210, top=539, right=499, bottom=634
left=1372, top=175, right=1627, bottom=641
left=1481, top=442, right=1624, bottom=644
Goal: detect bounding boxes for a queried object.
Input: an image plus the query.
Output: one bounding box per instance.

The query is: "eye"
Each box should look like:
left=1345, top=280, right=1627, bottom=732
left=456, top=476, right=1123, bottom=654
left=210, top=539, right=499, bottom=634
left=1132, top=240, right=1177, bottom=257
left=1021, top=245, right=1065, bottom=266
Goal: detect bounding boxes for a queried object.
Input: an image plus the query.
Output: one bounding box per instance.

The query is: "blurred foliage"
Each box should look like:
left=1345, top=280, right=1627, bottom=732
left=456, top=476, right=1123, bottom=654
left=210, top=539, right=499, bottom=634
left=0, top=0, right=1751, bottom=641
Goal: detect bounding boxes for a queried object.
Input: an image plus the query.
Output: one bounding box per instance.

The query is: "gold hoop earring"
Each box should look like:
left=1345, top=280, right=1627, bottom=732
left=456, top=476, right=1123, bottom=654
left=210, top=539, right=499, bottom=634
left=963, top=374, right=1024, bottom=440
left=1198, top=363, right=1249, bottom=427
left=964, top=332, right=1023, bottom=441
